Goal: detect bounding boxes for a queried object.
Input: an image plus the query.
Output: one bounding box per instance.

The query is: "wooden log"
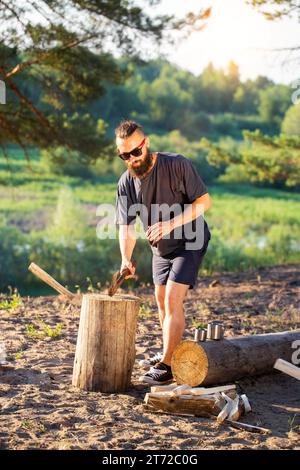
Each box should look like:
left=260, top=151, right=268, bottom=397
left=274, top=358, right=300, bottom=380
left=144, top=392, right=222, bottom=417
left=72, top=293, right=141, bottom=392
left=171, top=330, right=300, bottom=387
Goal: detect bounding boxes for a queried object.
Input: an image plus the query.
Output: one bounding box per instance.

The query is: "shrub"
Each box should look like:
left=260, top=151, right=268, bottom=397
left=0, top=225, right=30, bottom=291
left=41, top=147, right=93, bottom=178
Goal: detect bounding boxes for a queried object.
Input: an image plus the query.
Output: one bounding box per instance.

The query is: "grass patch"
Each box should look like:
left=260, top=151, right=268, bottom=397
left=25, top=321, right=63, bottom=339
left=1, top=148, right=300, bottom=294
left=0, top=290, right=23, bottom=310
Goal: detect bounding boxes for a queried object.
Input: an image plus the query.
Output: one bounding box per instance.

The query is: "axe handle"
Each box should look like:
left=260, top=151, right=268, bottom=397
left=28, top=262, right=75, bottom=300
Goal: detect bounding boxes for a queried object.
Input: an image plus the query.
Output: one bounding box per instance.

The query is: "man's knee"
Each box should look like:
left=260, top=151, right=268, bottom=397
left=165, top=293, right=184, bottom=314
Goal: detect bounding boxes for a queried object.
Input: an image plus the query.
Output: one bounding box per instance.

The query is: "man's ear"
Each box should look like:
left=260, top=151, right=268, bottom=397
left=145, top=137, right=150, bottom=148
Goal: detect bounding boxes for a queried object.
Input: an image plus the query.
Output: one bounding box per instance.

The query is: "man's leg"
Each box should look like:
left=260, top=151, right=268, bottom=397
left=161, top=280, right=189, bottom=366
left=154, top=284, right=166, bottom=330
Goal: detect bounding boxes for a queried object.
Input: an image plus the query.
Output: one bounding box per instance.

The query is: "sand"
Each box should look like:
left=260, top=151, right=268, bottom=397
left=0, top=263, right=299, bottom=450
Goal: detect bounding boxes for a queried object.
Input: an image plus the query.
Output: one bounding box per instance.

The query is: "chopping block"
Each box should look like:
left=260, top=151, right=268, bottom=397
left=72, top=293, right=141, bottom=392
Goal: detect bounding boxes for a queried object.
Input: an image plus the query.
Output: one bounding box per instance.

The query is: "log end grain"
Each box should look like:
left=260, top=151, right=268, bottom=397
left=171, top=340, right=208, bottom=387
left=82, top=293, right=141, bottom=302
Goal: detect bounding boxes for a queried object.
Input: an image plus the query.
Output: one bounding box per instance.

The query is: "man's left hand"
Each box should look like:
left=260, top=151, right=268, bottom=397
left=147, top=220, right=174, bottom=244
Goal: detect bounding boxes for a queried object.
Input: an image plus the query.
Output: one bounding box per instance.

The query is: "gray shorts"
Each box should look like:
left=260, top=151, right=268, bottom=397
left=152, top=238, right=210, bottom=289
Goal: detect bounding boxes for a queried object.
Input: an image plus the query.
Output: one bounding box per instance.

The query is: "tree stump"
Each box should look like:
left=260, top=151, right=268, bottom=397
left=171, top=329, right=300, bottom=387
left=72, top=293, right=141, bottom=392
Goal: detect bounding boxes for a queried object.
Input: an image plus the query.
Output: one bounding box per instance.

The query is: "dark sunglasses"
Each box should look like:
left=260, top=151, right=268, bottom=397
left=117, top=137, right=146, bottom=161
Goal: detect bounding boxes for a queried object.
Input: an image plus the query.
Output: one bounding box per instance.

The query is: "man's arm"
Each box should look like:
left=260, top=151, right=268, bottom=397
left=147, top=193, right=211, bottom=244
left=119, top=224, right=137, bottom=278
left=172, top=192, right=211, bottom=230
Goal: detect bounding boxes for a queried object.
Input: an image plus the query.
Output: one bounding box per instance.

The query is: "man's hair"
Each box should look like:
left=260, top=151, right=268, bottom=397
left=115, top=120, right=143, bottom=139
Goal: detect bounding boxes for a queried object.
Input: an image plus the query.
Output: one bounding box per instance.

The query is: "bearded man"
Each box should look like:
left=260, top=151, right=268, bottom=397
left=114, top=120, right=211, bottom=384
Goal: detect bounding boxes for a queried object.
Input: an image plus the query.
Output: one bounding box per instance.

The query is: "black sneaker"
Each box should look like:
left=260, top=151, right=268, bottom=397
left=139, top=362, right=173, bottom=385
left=138, top=352, right=163, bottom=367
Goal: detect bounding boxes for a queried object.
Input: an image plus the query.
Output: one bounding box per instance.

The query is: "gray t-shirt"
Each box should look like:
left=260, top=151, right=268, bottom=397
left=115, top=152, right=211, bottom=256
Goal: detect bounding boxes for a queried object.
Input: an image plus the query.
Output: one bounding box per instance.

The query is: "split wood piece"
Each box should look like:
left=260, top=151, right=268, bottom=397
left=224, top=420, right=271, bottom=435
left=274, top=358, right=300, bottom=381
left=170, top=384, right=191, bottom=396
left=241, top=394, right=252, bottom=414
left=72, top=293, right=141, bottom=392
left=144, top=392, right=222, bottom=417
left=144, top=405, right=197, bottom=419
left=217, top=393, right=241, bottom=423
left=171, top=330, right=300, bottom=387
left=151, top=384, right=236, bottom=396
left=151, top=384, right=180, bottom=392
left=28, top=262, right=81, bottom=305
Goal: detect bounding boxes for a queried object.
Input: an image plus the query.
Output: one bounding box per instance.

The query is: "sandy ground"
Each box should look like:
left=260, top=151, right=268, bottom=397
left=0, top=263, right=299, bottom=450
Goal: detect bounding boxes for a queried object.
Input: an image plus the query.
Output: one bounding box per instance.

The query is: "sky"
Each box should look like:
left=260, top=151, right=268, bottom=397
left=153, top=0, right=300, bottom=85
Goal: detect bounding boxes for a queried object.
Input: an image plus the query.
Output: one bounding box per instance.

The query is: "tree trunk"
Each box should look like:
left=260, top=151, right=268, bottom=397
left=72, top=293, right=141, bottom=392
left=171, top=330, right=300, bottom=387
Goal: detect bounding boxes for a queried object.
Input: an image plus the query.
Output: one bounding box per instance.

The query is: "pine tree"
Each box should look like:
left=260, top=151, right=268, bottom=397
left=0, top=1, right=211, bottom=163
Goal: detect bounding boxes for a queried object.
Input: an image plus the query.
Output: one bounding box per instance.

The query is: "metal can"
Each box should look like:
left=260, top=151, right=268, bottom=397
left=194, top=327, right=207, bottom=342
left=207, top=321, right=224, bottom=340
left=198, top=328, right=207, bottom=342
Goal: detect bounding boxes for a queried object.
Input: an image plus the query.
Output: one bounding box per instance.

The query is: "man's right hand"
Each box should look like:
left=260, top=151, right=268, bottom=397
left=120, top=259, right=137, bottom=279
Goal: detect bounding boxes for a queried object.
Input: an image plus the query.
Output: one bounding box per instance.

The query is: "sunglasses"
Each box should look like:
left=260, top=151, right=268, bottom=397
left=117, top=137, right=146, bottom=161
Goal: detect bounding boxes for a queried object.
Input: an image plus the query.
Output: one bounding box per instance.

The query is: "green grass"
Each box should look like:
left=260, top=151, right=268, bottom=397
left=0, top=290, right=23, bottom=310
left=24, top=321, right=63, bottom=339
left=1, top=147, right=300, bottom=294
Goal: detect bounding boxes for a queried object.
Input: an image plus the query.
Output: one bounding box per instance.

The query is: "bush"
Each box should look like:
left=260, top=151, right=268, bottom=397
left=149, top=130, right=222, bottom=183
left=45, top=186, right=88, bottom=247
left=0, top=225, right=30, bottom=291
left=41, top=147, right=93, bottom=178
left=281, top=104, right=300, bottom=137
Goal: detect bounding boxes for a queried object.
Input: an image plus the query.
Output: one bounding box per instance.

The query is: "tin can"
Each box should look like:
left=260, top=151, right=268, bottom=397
left=194, top=327, right=207, bottom=342
left=207, top=321, right=224, bottom=340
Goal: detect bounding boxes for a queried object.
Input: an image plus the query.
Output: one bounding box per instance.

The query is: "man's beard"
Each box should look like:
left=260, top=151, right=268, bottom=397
left=127, top=148, right=153, bottom=178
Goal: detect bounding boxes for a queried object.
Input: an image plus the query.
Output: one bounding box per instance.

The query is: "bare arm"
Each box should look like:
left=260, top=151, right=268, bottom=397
left=172, top=192, right=211, bottom=230
left=119, top=224, right=137, bottom=278
left=147, top=193, right=211, bottom=244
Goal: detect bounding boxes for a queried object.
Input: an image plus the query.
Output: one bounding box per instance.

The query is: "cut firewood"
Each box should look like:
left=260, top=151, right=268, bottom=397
left=144, top=406, right=271, bottom=435
left=144, top=392, right=221, bottom=417
left=217, top=392, right=243, bottom=423
left=144, top=405, right=198, bottom=419
left=144, top=388, right=252, bottom=429
left=227, top=395, right=241, bottom=421
left=241, top=394, right=252, bottom=414
left=274, top=358, right=300, bottom=381
left=171, top=330, right=300, bottom=386
left=170, top=384, right=191, bottom=396
left=151, top=384, right=236, bottom=396
left=151, top=384, right=178, bottom=393
left=224, top=420, right=271, bottom=435
left=217, top=400, right=232, bottom=423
